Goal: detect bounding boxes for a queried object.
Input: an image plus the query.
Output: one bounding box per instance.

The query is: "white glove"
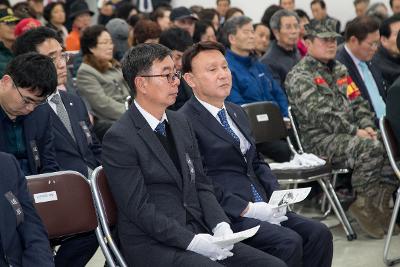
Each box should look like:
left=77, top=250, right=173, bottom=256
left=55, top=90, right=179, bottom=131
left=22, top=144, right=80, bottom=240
left=243, top=202, right=287, bottom=225
left=187, top=234, right=234, bottom=261
left=212, top=222, right=234, bottom=250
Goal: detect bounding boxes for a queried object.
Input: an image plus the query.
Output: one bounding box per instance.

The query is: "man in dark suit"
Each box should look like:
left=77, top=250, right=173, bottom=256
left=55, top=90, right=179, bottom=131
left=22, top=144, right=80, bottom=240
left=0, top=152, right=54, bottom=266
left=102, top=43, right=287, bottom=267
left=179, top=41, right=333, bottom=267
left=336, top=15, right=387, bottom=120
left=0, top=53, right=59, bottom=176
left=13, top=26, right=100, bottom=267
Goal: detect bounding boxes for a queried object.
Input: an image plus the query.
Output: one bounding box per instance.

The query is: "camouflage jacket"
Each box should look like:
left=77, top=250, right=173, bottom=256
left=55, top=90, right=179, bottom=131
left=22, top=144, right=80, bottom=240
left=284, top=55, right=375, bottom=151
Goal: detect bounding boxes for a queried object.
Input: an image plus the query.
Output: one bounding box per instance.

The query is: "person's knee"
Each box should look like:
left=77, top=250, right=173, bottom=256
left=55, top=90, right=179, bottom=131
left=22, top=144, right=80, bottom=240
left=282, top=230, right=303, bottom=260
left=309, top=222, right=333, bottom=248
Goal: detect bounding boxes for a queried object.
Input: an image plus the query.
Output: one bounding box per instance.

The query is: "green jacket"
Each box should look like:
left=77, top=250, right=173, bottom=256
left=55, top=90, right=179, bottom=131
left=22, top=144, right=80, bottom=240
left=0, top=42, right=13, bottom=77
left=284, top=55, right=375, bottom=153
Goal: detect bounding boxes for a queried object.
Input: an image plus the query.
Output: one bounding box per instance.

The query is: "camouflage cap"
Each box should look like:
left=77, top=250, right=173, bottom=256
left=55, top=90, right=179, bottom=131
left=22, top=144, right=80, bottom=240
left=0, top=8, right=19, bottom=24
left=305, top=19, right=341, bottom=38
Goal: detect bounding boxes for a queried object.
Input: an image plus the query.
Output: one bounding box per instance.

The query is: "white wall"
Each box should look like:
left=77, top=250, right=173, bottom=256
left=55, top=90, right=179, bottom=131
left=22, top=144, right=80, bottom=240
left=171, top=0, right=392, bottom=31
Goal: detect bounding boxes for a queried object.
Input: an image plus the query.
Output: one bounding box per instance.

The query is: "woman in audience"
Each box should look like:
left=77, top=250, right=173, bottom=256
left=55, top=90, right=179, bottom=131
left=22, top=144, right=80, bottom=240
left=225, top=7, right=244, bottom=21
left=193, top=20, right=216, bottom=43
left=43, top=2, right=68, bottom=42
left=77, top=25, right=130, bottom=141
left=151, top=5, right=171, bottom=31
left=198, top=8, right=220, bottom=32
left=294, top=9, right=309, bottom=57
left=261, top=4, right=282, bottom=40
left=254, top=23, right=271, bottom=57
left=133, top=19, right=161, bottom=45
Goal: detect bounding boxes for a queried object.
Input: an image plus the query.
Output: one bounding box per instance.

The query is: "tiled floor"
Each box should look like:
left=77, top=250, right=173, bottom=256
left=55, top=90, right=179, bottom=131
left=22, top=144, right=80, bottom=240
left=86, top=207, right=400, bottom=267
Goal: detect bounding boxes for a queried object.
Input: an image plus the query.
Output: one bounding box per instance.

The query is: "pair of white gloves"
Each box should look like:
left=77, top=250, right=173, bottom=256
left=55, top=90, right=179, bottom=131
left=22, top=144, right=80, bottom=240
left=186, top=222, right=234, bottom=261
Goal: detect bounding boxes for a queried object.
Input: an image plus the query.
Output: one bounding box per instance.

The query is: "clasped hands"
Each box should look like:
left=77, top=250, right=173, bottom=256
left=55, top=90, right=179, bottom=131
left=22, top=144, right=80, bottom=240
left=186, top=222, right=234, bottom=261
left=356, top=127, right=378, bottom=140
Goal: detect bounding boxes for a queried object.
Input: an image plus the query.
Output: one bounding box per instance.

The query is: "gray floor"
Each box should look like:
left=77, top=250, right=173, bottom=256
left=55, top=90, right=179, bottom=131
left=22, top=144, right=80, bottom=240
left=86, top=206, right=400, bottom=267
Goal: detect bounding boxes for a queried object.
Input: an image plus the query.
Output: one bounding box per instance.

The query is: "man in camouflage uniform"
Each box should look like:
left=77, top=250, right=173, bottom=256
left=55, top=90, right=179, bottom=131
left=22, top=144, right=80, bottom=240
left=285, top=20, right=398, bottom=239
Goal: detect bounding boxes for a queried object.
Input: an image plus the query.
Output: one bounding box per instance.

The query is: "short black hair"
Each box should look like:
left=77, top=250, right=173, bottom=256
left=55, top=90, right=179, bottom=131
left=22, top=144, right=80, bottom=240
left=345, top=15, right=380, bottom=42
left=193, top=21, right=215, bottom=43
left=13, top=26, right=63, bottom=56
left=159, top=27, right=193, bottom=52
left=182, top=41, right=225, bottom=74
left=216, top=0, right=230, bottom=4
left=4, top=52, right=57, bottom=97
left=0, top=0, right=10, bottom=8
left=115, top=2, right=137, bottom=21
left=261, top=5, right=283, bottom=27
left=80, top=25, right=107, bottom=56
left=198, top=8, right=218, bottom=23
left=380, top=14, right=400, bottom=38
left=122, top=43, right=171, bottom=96
left=310, top=0, right=326, bottom=9
left=43, top=2, right=64, bottom=22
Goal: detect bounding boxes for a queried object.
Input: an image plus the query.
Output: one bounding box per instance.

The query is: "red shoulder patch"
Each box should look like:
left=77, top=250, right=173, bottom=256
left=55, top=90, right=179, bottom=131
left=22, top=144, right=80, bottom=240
left=314, top=76, right=327, bottom=85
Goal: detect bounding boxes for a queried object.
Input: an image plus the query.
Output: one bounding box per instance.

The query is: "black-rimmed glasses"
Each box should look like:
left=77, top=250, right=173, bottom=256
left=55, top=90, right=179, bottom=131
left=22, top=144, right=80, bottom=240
left=140, top=71, right=182, bottom=84
left=11, top=79, right=48, bottom=106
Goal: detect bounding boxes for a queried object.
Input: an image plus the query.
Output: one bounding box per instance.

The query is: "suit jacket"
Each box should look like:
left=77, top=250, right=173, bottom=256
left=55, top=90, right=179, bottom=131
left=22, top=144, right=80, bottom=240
left=387, top=78, right=400, bottom=146
left=179, top=97, right=280, bottom=219
left=102, top=104, right=229, bottom=266
left=0, top=105, right=59, bottom=175
left=0, top=152, right=54, bottom=267
left=336, top=45, right=388, bottom=109
left=48, top=91, right=101, bottom=177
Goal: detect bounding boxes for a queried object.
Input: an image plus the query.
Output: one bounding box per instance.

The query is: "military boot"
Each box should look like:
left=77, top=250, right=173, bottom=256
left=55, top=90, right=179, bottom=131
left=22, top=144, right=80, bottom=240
left=349, top=190, right=385, bottom=239
left=375, top=184, right=400, bottom=235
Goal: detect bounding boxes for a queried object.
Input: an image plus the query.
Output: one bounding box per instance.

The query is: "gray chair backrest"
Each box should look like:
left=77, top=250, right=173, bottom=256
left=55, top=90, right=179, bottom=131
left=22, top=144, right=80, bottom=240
left=241, top=101, right=287, bottom=144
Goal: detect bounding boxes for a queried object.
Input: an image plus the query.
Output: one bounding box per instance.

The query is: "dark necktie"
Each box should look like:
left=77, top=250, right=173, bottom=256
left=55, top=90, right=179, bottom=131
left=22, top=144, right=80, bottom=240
left=51, top=94, right=75, bottom=141
left=217, top=108, right=263, bottom=202
left=143, top=0, right=148, bottom=9
left=154, top=120, right=166, bottom=136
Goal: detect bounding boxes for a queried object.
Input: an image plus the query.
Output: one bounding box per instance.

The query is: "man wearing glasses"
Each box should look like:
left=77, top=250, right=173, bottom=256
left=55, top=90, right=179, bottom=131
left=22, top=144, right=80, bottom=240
left=13, top=27, right=100, bottom=267
left=0, top=8, right=19, bottom=76
left=0, top=52, right=59, bottom=176
left=102, top=43, right=286, bottom=267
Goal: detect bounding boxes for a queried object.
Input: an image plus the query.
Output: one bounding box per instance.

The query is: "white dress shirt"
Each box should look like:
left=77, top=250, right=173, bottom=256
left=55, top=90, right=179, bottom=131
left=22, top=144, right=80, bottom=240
left=195, top=96, right=250, bottom=155
left=134, top=100, right=168, bottom=131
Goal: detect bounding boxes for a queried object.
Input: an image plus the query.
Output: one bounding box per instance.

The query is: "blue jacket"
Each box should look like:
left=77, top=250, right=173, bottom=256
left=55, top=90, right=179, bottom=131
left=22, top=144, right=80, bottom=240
left=0, top=152, right=54, bottom=267
left=226, top=49, right=289, bottom=117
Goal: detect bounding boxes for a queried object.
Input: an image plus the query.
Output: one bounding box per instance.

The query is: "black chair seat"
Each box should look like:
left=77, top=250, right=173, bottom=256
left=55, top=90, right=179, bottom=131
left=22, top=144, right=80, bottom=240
left=272, top=163, right=332, bottom=181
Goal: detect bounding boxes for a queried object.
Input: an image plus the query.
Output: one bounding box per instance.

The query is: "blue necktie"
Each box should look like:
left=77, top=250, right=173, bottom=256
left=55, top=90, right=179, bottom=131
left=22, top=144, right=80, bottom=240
left=217, top=109, right=240, bottom=144
left=217, top=109, right=264, bottom=202
left=154, top=121, right=166, bottom=136
left=358, top=62, right=386, bottom=118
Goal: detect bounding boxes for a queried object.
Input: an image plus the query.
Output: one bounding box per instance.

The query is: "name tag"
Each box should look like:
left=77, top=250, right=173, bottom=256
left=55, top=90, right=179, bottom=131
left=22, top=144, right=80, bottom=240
left=256, top=114, right=269, bottom=122
left=185, top=153, right=195, bottom=183
left=34, top=191, right=58, bottom=203
left=79, top=121, right=92, bottom=144
left=30, top=140, right=41, bottom=171
left=4, top=191, right=24, bottom=226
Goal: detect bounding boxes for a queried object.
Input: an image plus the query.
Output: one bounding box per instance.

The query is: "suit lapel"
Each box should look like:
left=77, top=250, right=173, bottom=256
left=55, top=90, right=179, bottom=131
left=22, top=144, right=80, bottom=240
left=129, top=105, right=183, bottom=190
left=190, top=98, right=243, bottom=155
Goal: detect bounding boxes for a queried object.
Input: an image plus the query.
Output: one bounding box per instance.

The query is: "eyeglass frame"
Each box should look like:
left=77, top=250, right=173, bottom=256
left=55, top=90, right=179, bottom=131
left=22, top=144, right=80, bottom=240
left=49, top=52, right=70, bottom=65
left=139, top=71, right=182, bottom=84
left=10, top=78, right=49, bottom=106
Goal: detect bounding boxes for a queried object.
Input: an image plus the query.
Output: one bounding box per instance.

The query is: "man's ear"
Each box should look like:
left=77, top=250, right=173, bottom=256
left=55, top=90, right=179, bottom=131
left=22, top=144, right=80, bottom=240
left=134, top=76, right=147, bottom=95
left=183, top=72, right=195, bottom=89
left=228, top=34, right=236, bottom=47
left=305, top=38, right=312, bottom=48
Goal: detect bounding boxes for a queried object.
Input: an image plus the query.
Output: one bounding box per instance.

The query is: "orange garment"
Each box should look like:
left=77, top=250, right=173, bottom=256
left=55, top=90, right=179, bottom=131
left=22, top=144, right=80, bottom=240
left=65, top=29, right=80, bottom=51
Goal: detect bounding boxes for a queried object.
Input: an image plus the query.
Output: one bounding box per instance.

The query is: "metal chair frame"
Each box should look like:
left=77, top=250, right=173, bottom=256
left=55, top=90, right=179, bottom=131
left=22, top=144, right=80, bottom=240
left=380, top=116, right=400, bottom=266
left=242, top=101, right=356, bottom=241
left=90, top=166, right=127, bottom=267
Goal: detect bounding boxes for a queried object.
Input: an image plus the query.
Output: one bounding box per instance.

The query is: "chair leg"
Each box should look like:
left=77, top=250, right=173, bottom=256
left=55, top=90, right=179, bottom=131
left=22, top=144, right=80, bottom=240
left=321, top=173, right=338, bottom=216
left=383, top=187, right=400, bottom=266
left=318, top=178, right=356, bottom=241
left=95, top=226, right=117, bottom=267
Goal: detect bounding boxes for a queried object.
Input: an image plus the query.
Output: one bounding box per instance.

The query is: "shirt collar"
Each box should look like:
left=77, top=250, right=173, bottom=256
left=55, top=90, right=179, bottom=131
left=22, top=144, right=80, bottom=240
left=48, top=89, right=61, bottom=102
left=195, top=95, right=225, bottom=119
left=134, top=100, right=168, bottom=131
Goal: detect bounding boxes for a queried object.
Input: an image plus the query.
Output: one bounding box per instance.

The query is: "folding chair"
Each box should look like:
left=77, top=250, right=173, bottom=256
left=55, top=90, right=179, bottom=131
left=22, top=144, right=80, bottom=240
left=242, top=101, right=356, bottom=241
left=90, top=166, right=127, bottom=267
left=26, top=171, right=98, bottom=245
left=288, top=107, right=352, bottom=217
left=380, top=116, right=400, bottom=266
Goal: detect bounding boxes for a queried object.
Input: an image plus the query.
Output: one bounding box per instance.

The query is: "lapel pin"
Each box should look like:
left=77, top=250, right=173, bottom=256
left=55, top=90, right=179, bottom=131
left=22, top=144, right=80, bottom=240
left=70, top=102, right=73, bottom=106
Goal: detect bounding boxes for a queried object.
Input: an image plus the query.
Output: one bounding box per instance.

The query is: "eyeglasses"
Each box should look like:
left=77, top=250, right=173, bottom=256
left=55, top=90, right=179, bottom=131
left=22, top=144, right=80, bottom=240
left=11, top=79, right=48, bottom=106
left=49, top=52, right=70, bottom=65
left=140, top=71, right=182, bottom=84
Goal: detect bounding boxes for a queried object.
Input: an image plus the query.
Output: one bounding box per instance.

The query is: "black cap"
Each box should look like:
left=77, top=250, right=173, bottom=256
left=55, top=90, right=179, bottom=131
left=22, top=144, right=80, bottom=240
left=170, top=7, right=197, bottom=22
left=69, top=0, right=94, bottom=20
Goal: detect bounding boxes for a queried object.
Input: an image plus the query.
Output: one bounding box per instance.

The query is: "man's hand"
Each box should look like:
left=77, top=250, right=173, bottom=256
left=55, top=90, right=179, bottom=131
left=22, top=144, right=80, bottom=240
left=356, top=129, right=372, bottom=139
left=187, top=234, right=234, bottom=261
left=365, top=127, right=378, bottom=140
